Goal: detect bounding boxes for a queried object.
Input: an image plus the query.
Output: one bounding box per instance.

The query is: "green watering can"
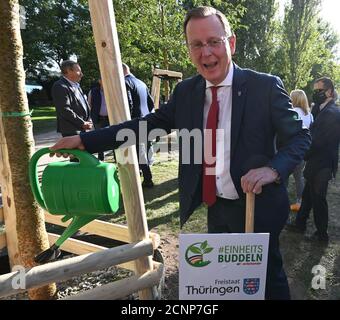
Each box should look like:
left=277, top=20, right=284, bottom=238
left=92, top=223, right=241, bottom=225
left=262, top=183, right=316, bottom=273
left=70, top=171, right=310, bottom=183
left=29, top=147, right=120, bottom=263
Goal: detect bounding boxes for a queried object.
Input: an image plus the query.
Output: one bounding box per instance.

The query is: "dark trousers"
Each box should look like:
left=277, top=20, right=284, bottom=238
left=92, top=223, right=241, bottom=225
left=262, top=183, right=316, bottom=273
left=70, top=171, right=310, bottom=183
left=295, top=168, right=332, bottom=236
left=208, top=197, right=290, bottom=300
left=94, top=116, right=111, bottom=161
left=136, top=143, right=152, bottom=182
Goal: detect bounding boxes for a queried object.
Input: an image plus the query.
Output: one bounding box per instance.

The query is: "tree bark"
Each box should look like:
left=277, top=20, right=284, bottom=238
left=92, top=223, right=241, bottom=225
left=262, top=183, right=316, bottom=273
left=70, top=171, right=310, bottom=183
left=0, top=0, right=56, bottom=299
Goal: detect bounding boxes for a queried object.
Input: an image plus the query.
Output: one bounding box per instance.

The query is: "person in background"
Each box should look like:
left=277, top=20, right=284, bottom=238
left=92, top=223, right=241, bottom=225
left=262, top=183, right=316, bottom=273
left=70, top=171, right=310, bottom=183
left=288, top=77, right=340, bottom=243
left=88, top=78, right=109, bottom=161
left=123, top=63, right=155, bottom=188
left=289, top=89, right=313, bottom=212
left=49, top=6, right=311, bottom=299
left=52, top=60, right=92, bottom=138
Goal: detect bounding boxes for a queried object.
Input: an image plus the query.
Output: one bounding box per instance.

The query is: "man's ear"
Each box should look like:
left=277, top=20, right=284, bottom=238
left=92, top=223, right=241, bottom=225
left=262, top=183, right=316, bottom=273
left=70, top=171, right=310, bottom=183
left=229, top=34, right=236, bottom=56
left=326, top=88, right=333, bottom=98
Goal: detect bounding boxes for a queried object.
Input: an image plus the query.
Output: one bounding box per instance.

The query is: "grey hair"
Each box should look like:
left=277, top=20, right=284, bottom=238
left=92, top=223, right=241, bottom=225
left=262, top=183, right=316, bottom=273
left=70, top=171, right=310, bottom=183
left=183, top=6, right=232, bottom=41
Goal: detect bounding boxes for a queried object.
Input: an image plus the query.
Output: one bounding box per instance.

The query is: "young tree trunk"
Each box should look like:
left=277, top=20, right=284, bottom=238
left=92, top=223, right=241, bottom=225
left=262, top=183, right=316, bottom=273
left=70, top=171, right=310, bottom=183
left=0, top=0, right=56, bottom=300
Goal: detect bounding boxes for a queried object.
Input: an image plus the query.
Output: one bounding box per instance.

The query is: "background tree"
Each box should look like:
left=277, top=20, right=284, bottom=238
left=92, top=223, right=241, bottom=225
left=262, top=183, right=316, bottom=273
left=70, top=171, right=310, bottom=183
left=19, top=0, right=339, bottom=102
left=20, top=0, right=245, bottom=94
left=307, top=20, right=340, bottom=98
left=0, top=0, right=56, bottom=299
left=276, top=0, right=323, bottom=92
left=232, top=0, right=279, bottom=74
left=20, top=0, right=95, bottom=92
left=113, top=0, right=189, bottom=97
left=21, top=0, right=91, bottom=74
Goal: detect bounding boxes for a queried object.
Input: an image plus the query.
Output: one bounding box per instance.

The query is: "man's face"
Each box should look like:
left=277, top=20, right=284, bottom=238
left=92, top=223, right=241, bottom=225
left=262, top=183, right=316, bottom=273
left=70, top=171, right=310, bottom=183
left=186, top=15, right=236, bottom=85
left=65, top=64, right=83, bottom=83
left=313, top=80, right=332, bottom=105
left=313, top=81, right=331, bottom=97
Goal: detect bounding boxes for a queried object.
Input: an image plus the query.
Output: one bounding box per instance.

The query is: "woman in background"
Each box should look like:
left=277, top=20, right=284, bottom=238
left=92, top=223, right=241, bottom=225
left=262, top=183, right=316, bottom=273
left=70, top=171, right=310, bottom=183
left=289, top=89, right=314, bottom=211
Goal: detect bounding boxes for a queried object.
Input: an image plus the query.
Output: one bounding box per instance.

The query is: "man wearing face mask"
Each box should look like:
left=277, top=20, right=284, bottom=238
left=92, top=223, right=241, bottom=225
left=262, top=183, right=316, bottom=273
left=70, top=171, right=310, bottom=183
left=288, top=77, right=340, bottom=243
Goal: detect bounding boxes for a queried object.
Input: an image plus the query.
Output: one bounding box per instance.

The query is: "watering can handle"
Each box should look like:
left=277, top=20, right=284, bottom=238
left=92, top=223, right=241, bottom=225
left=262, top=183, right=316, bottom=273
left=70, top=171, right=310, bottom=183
left=29, top=147, right=99, bottom=209
left=245, top=193, right=255, bottom=233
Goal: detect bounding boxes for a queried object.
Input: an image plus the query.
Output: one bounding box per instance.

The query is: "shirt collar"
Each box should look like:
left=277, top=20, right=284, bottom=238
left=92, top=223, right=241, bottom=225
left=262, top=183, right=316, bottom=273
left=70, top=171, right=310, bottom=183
left=206, top=62, right=234, bottom=89
left=63, top=76, right=79, bottom=87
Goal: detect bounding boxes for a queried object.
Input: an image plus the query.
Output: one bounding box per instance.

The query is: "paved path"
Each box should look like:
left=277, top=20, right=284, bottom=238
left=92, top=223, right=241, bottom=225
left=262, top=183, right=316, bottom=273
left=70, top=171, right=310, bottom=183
left=34, top=130, right=61, bottom=150
left=33, top=129, right=66, bottom=172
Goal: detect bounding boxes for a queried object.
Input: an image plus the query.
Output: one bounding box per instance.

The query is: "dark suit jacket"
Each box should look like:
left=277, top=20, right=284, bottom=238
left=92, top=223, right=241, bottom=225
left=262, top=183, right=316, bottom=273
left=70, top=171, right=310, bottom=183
left=81, top=64, right=311, bottom=232
left=304, top=100, right=340, bottom=179
left=88, top=84, right=102, bottom=124
left=52, top=77, right=90, bottom=135
left=125, top=74, right=154, bottom=119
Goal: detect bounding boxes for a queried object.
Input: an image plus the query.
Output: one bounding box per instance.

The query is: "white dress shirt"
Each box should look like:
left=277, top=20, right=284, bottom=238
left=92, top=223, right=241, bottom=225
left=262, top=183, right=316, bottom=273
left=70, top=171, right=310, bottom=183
left=204, top=63, right=239, bottom=200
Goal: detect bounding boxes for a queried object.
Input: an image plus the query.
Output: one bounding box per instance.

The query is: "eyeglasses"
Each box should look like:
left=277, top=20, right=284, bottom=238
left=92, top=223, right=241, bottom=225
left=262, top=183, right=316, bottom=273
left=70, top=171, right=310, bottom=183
left=188, top=37, right=229, bottom=52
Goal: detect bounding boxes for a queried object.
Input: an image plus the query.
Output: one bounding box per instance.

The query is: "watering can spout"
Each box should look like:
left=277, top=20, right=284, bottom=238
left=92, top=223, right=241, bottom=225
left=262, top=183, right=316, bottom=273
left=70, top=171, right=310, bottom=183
left=34, top=215, right=97, bottom=263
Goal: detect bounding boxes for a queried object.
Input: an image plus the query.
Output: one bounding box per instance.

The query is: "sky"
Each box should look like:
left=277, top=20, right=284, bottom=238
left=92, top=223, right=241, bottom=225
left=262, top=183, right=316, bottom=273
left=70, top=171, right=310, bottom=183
left=320, top=0, right=339, bottom=33
left=320, top=0, right=340, bottom=57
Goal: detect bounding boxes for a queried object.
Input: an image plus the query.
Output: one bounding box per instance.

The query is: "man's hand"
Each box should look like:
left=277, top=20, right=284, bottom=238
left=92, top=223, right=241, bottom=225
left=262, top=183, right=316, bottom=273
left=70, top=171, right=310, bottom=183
left=241, top=167, right=279, bottom=194
left=49, top=135, right=85, bottom=158
left=82, top=121, right=93, bottom=130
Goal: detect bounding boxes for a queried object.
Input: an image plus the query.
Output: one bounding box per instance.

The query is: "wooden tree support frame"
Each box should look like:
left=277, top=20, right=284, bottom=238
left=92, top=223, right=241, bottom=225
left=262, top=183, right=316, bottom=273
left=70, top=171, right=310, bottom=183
left=0, top=209, right=160, bottom=271
left=0, top=0, right=164, bottom=300
left=0, top=239, right=163, bottom=300
left=151, top=68, right=182, bottom=109
left=0, top=206, right=5, bottom=251
left=0, top=202, right=162, bottom=298
left=0, top=206, right=3, bottom=223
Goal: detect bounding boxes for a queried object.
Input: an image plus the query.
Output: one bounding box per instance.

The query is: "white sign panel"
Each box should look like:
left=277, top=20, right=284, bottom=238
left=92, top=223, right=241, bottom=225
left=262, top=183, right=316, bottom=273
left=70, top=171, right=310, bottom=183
left=179, top=233, right=269, bottom=300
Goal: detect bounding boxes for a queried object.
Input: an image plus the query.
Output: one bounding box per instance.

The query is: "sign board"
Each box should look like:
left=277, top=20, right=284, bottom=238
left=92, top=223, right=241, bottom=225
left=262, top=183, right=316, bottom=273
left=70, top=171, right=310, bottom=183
left=179, top=233, right=269, bottom=300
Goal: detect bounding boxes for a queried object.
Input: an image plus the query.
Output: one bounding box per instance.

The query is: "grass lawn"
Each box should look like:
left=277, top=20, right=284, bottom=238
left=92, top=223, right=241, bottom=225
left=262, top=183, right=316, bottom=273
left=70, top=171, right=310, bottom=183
left=105, top=152, right=207, bottom=236
left=31, top=106, right=57, bottom=135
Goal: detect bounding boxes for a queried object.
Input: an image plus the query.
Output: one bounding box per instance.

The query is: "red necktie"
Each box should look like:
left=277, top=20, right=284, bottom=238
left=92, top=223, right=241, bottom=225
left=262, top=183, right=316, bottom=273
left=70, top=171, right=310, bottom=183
left=202, top=86, right=219, bottom=206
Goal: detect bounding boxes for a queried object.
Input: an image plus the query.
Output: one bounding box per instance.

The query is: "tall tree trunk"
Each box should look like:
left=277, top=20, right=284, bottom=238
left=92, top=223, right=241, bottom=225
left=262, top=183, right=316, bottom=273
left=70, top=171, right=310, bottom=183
left=160, top=3, right=170, bottom=100
left=0, top=0, right=56, bottom=299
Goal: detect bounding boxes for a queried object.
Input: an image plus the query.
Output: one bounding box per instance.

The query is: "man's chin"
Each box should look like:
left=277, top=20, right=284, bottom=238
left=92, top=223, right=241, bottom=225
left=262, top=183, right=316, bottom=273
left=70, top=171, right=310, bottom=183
left=200, top=70, right=221, bottom=84
left=205, top=76, right=222, bottom=86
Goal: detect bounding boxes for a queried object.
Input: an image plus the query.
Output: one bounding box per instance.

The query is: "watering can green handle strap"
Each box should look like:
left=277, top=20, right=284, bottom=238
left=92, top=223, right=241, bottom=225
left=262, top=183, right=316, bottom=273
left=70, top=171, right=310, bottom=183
left=29, top=147, right=100, bottom=210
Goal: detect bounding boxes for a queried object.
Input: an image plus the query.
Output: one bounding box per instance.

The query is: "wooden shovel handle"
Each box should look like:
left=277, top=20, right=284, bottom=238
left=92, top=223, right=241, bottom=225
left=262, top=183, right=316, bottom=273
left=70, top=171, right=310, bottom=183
left=245, top=193, right=255, bottom=233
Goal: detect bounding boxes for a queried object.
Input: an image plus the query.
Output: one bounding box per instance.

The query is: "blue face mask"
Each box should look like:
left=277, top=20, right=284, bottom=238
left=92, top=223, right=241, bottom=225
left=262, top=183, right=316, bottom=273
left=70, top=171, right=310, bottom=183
left=312, top=89, right=327, bottom=105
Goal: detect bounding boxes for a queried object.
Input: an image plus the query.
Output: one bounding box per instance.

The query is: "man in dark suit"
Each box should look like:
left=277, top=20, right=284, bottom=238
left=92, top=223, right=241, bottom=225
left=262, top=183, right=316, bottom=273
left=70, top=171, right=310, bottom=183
left=50, top=6, right=310, bottom=299
left=123, top=63, right=155, bottom=188
left=52, top=60, right=92, bottom=137
left=288, top=77, right=340, bottom=242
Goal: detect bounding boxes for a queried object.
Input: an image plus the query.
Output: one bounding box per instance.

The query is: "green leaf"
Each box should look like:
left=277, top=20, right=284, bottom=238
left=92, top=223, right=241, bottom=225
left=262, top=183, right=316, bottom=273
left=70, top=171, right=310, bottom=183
left=203, top=247, right=214, bottom=254
left=189, top=245, right=202, bottom=254
left=200, top=240, right=208, bottom=250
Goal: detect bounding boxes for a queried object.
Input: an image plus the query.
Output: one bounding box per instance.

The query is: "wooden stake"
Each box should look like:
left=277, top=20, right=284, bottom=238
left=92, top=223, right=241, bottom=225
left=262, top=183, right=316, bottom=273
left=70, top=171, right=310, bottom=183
left=245, top=193, right=255, bottom=233
left=88, top=0, right=154, bottom=299
left=151, top=74, right=161, bottom=109
left=151, top=68, right=182, bottom=109
left=0, top=105, right=21, bottom=270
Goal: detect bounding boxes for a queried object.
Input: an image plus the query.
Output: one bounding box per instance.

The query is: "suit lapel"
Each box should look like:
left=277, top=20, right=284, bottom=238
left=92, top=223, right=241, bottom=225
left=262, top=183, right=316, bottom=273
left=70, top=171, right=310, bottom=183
left=190, top=76, right=206, bottom=130
left=189, top=76, right=205, bottom=176
left=231, top=64, right=247, bottom=158
left=62, top=77, right=89, bottom=118
left=78, top=86, right=90, bottom=117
